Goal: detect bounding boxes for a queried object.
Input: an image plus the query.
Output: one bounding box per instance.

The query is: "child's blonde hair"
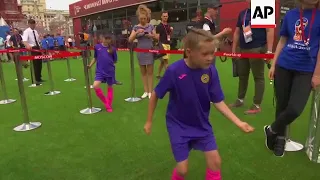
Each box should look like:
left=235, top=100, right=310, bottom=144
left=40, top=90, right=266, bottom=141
left=183, top=28, right=219, bottom=50
left=136, top=4, right=151, bottom=19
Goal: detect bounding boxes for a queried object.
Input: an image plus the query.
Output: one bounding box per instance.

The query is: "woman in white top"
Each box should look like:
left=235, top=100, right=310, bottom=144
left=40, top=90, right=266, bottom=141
left=0, top=36, right=7, bottom=62
left=5, top=31, right=13, bottom=62
left=67, top=36, right=73, bottom=47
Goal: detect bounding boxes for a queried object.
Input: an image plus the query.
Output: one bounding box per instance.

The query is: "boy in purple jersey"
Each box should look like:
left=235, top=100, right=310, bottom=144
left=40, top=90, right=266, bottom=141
left=88, top=35, right=117, bottom=112
left=144, top=29, right=254, bottom=180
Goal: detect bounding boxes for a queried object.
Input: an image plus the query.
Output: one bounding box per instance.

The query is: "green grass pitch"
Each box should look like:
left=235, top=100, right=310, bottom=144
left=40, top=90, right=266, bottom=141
left=0, top=52, right=319, bottom=180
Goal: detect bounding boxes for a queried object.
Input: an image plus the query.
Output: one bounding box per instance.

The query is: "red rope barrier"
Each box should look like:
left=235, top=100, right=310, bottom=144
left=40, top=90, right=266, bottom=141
left=134, top=48, right=184, bottom=54
left=0, top=47, right=274, bottom=60
left=133, top=48, right=274, bottom=59
left=19, top=52, right=81, bottom=61
left=214, top=52, right=274, bottom=59
left=69, top=47, right=129, bottom=51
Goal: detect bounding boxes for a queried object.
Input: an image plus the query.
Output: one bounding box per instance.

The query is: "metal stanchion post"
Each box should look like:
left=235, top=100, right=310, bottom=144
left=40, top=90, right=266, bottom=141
left=285, top=126, right=304, bottom=151
left=44, top=50, right=60, bottom=96
left=89, top=66, right=93, bottom=88
left=306, top=89, right=320, bottom=163
left=125, top=43, right=141, bottom=102
left=15, top=68, right=29, bottom=82
left=64, top=58, right=76, bottom=82
left=84, top=57, right=93, bottom=89
left=80, top=47, right=101, bottom=114
left=0, top=60, right=16, bottom=104
left=12, top=52, right=41, bottom=131
left=15, top=52, right=29, bottom=82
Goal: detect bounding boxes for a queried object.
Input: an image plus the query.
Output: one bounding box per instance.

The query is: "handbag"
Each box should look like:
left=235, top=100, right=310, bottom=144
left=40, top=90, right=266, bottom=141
left=217, top=37, right=233, bottom=62
left=153, top=42, right=166, bottom=60
left=217, top=37, right=238, bottom=77
left=219, top=37, right=233, bottom=52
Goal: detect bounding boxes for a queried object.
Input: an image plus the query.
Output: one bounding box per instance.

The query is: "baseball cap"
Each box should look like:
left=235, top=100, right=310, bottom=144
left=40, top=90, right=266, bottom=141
left=208, top=3, right=222, bottom=9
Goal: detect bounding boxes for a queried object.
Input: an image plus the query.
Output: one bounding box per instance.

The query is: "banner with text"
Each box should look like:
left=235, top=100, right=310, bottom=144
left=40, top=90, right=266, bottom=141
left=69, top=0, right=157, bottom=18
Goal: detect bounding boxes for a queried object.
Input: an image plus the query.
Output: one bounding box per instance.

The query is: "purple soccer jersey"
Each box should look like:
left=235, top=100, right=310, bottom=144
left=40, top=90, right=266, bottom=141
left=155, top=59, right=224, bottom=162
left=155, top=59, right=224, bottom=138
left=94, top=43, right=117, bottom=85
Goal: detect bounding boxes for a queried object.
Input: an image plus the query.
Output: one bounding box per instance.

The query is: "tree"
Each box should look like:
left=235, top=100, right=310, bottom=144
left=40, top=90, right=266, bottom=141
left=48, top=13, right=69, bottom=36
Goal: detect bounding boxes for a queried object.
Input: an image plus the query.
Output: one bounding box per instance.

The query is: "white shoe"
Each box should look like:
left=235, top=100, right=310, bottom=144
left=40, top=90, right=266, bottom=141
left=148, top=93, right=151, bottom=99
left=141, top=92, right=148, bottom=99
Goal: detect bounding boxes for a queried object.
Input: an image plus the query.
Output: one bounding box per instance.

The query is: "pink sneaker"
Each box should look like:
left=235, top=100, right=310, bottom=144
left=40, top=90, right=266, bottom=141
left=105, top=102, right=113, bottom=112
left=106, top=108, right=113, bottom=112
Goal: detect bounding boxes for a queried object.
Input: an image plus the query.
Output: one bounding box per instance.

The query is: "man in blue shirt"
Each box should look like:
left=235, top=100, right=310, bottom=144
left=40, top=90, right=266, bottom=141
left=230, top=0, right=274, bottom=115
left=264, top=0, right=320, bottom=157
left=55, top=33, right=66, bottom=51
left=46, top=34, right=55, bottom=50
left=41, top=35, right=48, bottom=50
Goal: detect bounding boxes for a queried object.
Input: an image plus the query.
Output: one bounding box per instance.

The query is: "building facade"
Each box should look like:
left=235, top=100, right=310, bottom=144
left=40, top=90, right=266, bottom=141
left=0, top=0, right=24, bottom=25
left=20, top=0, right=72, bottom=35
left=20, top=0, right=46, bottom=33
left=21, top=0, right=46, bottom=23
left=69, top=0, right=281, bottom=48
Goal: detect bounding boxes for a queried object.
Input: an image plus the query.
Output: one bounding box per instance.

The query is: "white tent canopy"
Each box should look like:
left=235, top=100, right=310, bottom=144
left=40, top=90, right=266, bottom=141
left=0, top=17, right=8, bottom=26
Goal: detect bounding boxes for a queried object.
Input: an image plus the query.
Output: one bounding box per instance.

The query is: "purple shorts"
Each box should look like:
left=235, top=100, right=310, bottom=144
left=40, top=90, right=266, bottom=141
left=95, top=74, right=115, bottom=86
left=170, top=134, right=217, bottom=162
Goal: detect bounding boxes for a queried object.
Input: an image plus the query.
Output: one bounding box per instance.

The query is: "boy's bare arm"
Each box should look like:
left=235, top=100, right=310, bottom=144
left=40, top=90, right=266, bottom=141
left=146, top=91, right=159, bottom=123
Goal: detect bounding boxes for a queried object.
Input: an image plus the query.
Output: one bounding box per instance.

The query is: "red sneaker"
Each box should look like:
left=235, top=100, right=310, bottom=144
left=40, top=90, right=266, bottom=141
left=244, top=105, right=261, bottom=115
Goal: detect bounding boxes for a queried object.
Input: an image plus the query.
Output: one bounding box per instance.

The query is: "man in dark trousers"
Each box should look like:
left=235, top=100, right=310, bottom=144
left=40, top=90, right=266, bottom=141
left=230, top=0, right=274, bottom=114
left=23, top=19, right=43, bottom=85
left=203, top=3, right=221, bottom=35
left=203, top=3, right=231, bottom=37
left=155, top=11, right=173, bottom=79
left=203, top=3, right=232, bottom=64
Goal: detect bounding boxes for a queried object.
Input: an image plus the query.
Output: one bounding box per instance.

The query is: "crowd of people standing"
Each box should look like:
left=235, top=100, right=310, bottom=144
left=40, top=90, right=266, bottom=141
left=0, top=23, right=75, bottom=64
left=0, top=19, right=76, bottom=85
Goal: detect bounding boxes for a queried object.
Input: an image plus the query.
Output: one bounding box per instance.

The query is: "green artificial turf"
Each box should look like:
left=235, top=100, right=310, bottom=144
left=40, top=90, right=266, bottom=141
left=0, top=52, right=319, bottom=180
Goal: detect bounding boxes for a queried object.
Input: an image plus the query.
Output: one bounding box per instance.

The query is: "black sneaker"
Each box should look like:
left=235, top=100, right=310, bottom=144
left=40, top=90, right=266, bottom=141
left=274, top=136, right=286, bottom=157
left=264, top=125, right=277, bottom=150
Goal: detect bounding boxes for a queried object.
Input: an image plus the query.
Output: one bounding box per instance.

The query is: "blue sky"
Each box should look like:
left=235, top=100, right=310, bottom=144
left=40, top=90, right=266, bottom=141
left=46, top=0, right=79, bottom=10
